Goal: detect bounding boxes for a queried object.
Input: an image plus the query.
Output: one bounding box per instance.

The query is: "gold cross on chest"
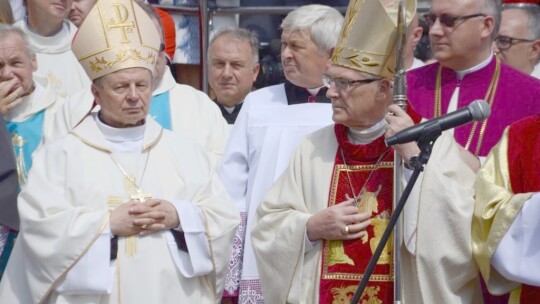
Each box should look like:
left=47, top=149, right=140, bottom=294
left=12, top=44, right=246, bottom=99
left=130, top=190, right=152, bottom=203
left=107, top=3, right=135, bottom=43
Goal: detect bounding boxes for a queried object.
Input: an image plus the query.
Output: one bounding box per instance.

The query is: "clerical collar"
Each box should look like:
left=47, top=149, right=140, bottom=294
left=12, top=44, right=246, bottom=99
left=347, top=119, right=387, bottom=145
left=455, top=52, right=493, bottom=80
left=95, top=113, right=145, bottom=153
left=306, top=87, right=323, bottom=96
left=223, top=101, right=243, bottom=114
left=284, top=80, right=330, bottom=105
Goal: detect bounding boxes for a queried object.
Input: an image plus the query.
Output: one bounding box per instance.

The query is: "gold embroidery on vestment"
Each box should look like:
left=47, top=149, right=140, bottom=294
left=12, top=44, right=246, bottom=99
left=357, top=184, right=382, bottom=243
left=11, top=133, right=28, bottom=186
left=370, top=211, right=392, bottom=265
left=327, top=240, right=355, bottom=266
left=323, top=164, right=393, bottom=281
left=330, top=285, right=382, bottom=304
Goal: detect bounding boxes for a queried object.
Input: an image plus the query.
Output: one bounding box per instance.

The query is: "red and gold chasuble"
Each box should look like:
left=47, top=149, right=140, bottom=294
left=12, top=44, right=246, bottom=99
left=507, top=115, right=540, bottom=303
left=319, top=124, right=395, bottom=304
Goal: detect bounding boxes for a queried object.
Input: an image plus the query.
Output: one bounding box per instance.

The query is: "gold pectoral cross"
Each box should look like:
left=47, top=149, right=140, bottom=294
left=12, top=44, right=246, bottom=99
left=110, top=152, right=152, bottom=258
left=130, top=191, right=152, bottom=203
left=125, top=180, right=151, bottom=257
left=11, top=133, right=28, bottom=186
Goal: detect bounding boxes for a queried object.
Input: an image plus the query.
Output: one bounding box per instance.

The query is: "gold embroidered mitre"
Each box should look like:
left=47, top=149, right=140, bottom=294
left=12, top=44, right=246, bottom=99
left=72, top=0, right=160, bottom=80
left=332, top=0, right=417, bottom=79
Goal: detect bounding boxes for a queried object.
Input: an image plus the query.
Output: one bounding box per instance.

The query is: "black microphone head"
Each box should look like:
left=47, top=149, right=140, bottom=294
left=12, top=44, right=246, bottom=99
left=468, top=100, right=491, bottom=121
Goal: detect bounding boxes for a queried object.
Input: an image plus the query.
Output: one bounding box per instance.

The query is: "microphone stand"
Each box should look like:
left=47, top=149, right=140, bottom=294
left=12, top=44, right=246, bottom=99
left=350, top=122, right=443, bottom=304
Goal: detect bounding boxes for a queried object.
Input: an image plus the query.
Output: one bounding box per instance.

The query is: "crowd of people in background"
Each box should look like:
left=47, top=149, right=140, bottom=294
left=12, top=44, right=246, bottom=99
left=0, top=0, right=539, bottom=303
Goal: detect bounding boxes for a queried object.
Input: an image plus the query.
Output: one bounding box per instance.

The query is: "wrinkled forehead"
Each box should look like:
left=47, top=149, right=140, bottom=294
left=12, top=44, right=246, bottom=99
left=281, top=28, right=312, bottom=42
left=0, top=34, right=30, bottom=58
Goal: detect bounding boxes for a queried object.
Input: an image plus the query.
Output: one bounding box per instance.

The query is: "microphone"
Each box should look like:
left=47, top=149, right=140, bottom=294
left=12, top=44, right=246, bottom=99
left=385, top=100, right=491, bottom=146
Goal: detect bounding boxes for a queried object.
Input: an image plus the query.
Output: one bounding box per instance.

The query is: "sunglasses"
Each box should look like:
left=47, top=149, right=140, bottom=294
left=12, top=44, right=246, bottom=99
left=423, top=13, right=486, bottom=28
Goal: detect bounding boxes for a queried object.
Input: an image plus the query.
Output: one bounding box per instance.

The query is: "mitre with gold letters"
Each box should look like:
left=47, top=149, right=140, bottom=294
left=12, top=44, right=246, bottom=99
left=72, top=0, right=161, bottom=80
left=332, top=0, right=416, bottom=79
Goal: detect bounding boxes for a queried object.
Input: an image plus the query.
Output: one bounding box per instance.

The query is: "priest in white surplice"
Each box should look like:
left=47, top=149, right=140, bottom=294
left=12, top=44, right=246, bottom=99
left=13, top=0, right=90, bottom=96
left=218, top=5, right=343, bottom=303
left=0, top=24, right=67, bottom=279
left=252, top=1, right=483, bottom=303
left=0, top=1, right=239, bottom=303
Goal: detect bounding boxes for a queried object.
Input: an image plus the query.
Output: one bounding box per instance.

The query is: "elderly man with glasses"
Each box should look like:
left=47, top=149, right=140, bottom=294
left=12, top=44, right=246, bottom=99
left=251, top=0, right=485, bottom=303
left=495, top=1, right=540, bottom=78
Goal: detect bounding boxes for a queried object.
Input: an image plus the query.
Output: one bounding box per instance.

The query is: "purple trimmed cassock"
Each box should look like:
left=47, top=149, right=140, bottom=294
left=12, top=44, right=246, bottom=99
left=407, top=56, right=540, bottom=157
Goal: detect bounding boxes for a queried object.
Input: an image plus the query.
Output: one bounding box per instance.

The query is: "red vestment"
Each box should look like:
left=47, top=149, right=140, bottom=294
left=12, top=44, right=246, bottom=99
left=507, top=114, right=540, bottom=303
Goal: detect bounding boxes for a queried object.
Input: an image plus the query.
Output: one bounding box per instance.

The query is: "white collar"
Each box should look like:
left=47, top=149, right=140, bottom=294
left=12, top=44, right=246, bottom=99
left=455, top=52, right=493, bottom=80
left=223, top=102, right=242, bottom=114
left=306, top=86, right=324, bottom=96
left=348, top=119, right=387, bottom=145
left=95, top=113, right=145, bottom=153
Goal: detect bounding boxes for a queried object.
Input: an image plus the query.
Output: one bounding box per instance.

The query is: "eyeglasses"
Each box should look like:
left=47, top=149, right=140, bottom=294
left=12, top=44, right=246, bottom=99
left=423, top=13, right=486, bottom=28
left=322, top=74, right=380, bottom=91
left=495, top=35, right=535, bottom=51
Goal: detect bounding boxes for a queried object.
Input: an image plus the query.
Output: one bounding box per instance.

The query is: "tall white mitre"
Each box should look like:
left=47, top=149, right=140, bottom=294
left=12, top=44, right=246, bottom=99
left=72, top=0, right=161, bottom=80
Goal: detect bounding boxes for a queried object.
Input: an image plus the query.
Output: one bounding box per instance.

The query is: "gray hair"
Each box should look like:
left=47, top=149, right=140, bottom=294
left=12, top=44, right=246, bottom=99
left=93, top=76, right=105, bottom=88
left=280, top=4, right=344, bottom=53
left=0, top=24, right=35, bottom=58
left=479, top=0, right=502, bottom=40
left=208, top=26, right=259, bottom=66
left=503, top=4, right=540, bottom=40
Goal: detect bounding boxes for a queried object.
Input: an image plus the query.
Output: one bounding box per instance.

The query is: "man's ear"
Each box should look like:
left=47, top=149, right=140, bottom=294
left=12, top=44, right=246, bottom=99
left=529, top=39, right=540, bottom=65
left=411, top=26, right=423, bottom=47
left=252, top=63, right=261, bottom=81
left=379, top=79, right=391, bottom=93
left=377, top=79, right=392, bottom=103
left=328, top=47, right=335, bottom=58
left=91, top=83, right=101, bottom=106
left=480, top=16, right=496, bottom=40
